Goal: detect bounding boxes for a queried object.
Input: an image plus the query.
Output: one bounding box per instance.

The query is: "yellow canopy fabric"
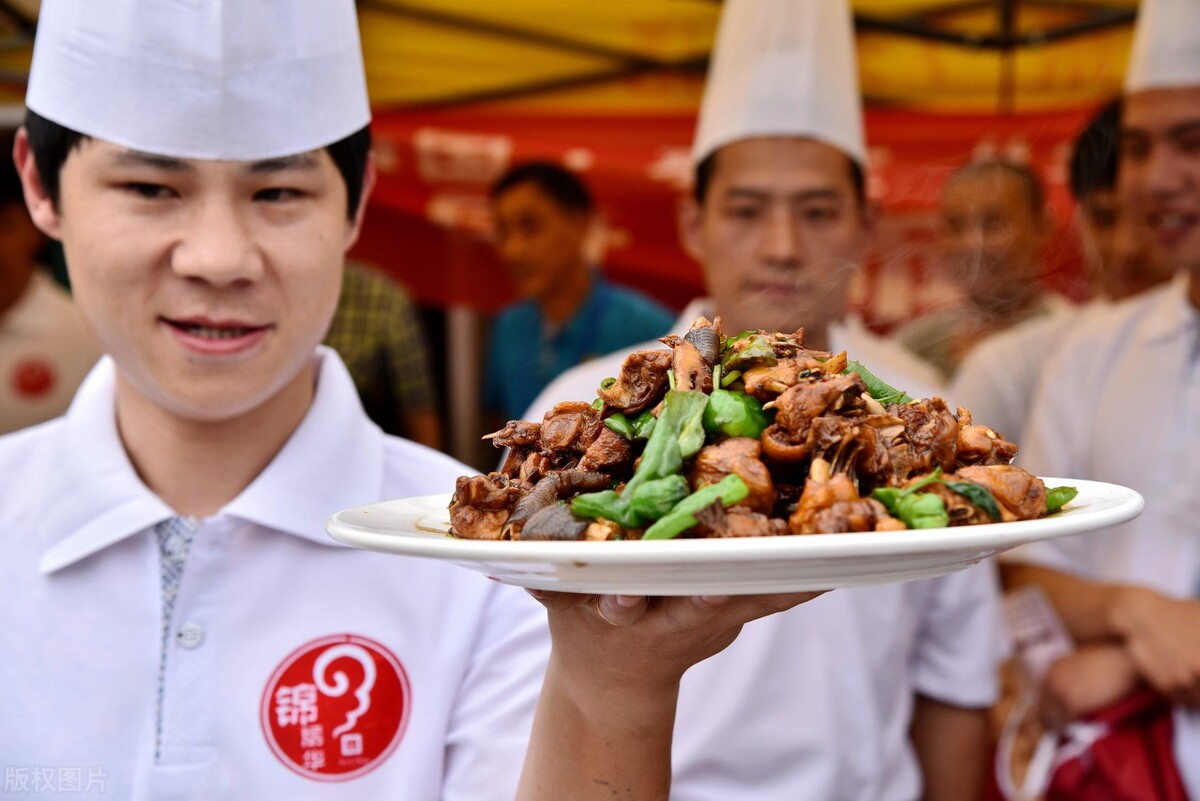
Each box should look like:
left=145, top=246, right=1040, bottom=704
left=0, top=1, right=1139, bottom=113
left=360, top=0, right=1139, bottom=114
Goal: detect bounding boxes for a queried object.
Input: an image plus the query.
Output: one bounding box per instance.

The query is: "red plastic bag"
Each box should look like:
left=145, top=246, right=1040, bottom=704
left=1044, top=690, right=1189, bottom=801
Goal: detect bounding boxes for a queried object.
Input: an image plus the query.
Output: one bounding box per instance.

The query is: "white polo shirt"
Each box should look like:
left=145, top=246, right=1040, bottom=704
left=1005, top=275, right=1200, bottom=795
left=0, top=270, right=99, bottom=435
left=524, top=302, right=1002, bottom=801
left=0, top=348, right=549, bottom=800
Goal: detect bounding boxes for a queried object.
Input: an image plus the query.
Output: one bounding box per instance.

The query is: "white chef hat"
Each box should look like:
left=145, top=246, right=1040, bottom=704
left=1125, top=0, right=1200, bottom=92
left=25, top=0, right=371, bottom=160
left=692, top=0, right=866, bottom=167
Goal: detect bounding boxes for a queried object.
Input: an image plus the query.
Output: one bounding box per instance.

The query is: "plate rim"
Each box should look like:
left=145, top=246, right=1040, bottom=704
left=326, top=476, right=1144, bottom=564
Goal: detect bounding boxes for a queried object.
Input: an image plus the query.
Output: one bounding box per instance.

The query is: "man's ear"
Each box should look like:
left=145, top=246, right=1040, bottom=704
left=344, top=152, right=377, bottom=251
left=677, top=195, right=706, bottom=264
left=14, top=128, right=62, bottom=241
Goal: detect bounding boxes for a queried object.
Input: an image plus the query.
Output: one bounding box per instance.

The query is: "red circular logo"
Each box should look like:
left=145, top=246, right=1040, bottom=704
left=12, top=359, right=56, bottom=398
left=261, top=634, right=410, bottom=782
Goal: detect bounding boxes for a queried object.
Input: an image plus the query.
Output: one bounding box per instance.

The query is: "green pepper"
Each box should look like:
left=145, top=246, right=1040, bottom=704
left=703, top=365, right=771, bottom=439
left=674, top=390, right=709, bottom=459
left=631, top=410, right=657, bottom=439
left=871, top=468, right=949, bottom=529
left=590, top=397, right=604, bottom=410
left=642, top=474, right=749, bottom=540
left=720, top=369, right=742, bottom=388
left=571, top=490, right=646, bottom=529
left=603, top=413, right=637, bottom=441
left=629, top=475, right=691, bottom=520
left=845, top=360, right=914, bottom=406
left=1045, top=486, right=1078, bottom=513
left=721, top=333, right=777, bottom=373
left=896, top=492, right=950, bottom=529
left=600, top=377, right=617, bottom=390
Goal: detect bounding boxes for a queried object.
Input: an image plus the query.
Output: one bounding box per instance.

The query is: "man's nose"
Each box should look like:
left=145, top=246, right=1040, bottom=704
left=759, top=207, right=803, bottom=265
left=170, top=200, right=264, bottom=286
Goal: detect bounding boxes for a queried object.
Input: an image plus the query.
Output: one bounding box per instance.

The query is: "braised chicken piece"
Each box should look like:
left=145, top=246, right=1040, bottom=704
left=789, top=458, right=904, bottom=534
left=690, top=437, right=777, bottom=514
left=540, top=401, right=605, bottom=456
left=597, top=349, right=672, bottom=415
left=742, top=357, right=824, bottom=401
left=449, top=473, right=531, bottom=540
left=954, top=464, right=1046, bottom=521
left=695, top=502, right=790, bottom=538
left=789, top=458, right=859, bottom=533
left=520, top=502, right=590, bottom=541
left=761, top=373, right=867, bottom=462
left=892, top=398, right=959, bottom=475
left=486, top=420, right=545, bottom=478
left=483, top=420, right=541, bottom=449
left=810, top=498, right=906, bottom=534
left=955, top=408, right=1019, bottom=467
left=578, top=426, right=635, bottom=474
left=517, top=451, right=552, bottom=484
left=503, top=470, right=611, bottom=539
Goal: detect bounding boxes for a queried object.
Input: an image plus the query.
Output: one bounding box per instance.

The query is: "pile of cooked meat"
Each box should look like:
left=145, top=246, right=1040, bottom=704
left=449, top=317, right=1074, bottom=541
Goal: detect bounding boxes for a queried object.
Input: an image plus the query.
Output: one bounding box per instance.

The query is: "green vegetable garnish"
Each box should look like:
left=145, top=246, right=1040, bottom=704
left=1045, top=486, right=1078, bottom=513
left=845, top=360, right=914, bottom=406
left=603, top=413, right=637, bottom=441
left=629, top=475, right=691, bottom=520
left=702, top=365, right=771, bottom=439
left=942, top=481, right=1002, bottom=522
left=642, top=474, right=749, bottom=540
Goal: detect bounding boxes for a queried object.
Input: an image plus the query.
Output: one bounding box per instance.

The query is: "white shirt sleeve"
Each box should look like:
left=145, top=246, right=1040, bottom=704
left=912, top=562, right=1007, bottom=708
left=441, top=584, right=550, bottom=801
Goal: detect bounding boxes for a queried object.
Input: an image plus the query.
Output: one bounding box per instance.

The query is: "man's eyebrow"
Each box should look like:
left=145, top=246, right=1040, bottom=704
left=723, top=187, right=842, bottom=202
left=1169, top=120, right=1200, bottom=140
left=110, top=150, right=191, bottom=171
left=247, top=153, right=321, bottom=174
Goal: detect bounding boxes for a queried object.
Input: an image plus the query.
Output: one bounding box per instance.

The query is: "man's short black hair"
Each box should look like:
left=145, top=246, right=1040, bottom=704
left=1069, top=99, right=1122, bottom=202
left=489, top=160, right=594, bottom=214
left=22, top=110, right=372, bottom=220
left=692, top=146, right=867, bottom=210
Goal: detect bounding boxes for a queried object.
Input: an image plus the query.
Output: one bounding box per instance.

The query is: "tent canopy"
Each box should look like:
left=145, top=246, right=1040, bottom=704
left=0, top=1, right=1138, bottom=111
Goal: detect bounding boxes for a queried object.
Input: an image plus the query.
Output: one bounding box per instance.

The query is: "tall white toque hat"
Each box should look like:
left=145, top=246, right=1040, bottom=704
left=1125, top=0, right=1200, bottom=92
left=692, top=0, right=866, bottom=167
left=25, top=0, right=371, bottom=160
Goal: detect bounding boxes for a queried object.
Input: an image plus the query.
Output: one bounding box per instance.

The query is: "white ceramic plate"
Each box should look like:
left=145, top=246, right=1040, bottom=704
left=326, top=478, right=1142, bottom=595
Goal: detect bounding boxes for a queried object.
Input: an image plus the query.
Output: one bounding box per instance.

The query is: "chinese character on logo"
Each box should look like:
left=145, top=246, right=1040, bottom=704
left=340, top=733, right=363, bottom=757
left=302, top=749, right=326, bottom=772
left=300, top=724, right=325, bottom=749
left=275, top=683, right=319, bottom=727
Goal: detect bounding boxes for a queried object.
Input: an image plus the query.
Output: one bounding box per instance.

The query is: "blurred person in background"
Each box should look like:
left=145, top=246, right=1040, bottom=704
left=1001, top=0, right=1200, bottom=794
left=524, top=2, right=1001, bottom=799
left=323, top=259, right=443, bottom=448
left=1070, top=99, right=1174, bottom=303
left=898, top=158, right=1065, bottom=381
left=484, top=161, right=674, bottom=421
left=0, top=130, right=98, bottom=434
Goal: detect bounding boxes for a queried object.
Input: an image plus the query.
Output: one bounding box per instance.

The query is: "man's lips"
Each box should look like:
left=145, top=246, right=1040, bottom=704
left=161, top=316, right=272, bottom=353
left=1146, top=209, right=1198, bottom=244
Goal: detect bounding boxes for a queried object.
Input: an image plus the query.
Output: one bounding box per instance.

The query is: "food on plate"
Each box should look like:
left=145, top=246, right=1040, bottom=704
left=450, top=317, right=1076, bottom=541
